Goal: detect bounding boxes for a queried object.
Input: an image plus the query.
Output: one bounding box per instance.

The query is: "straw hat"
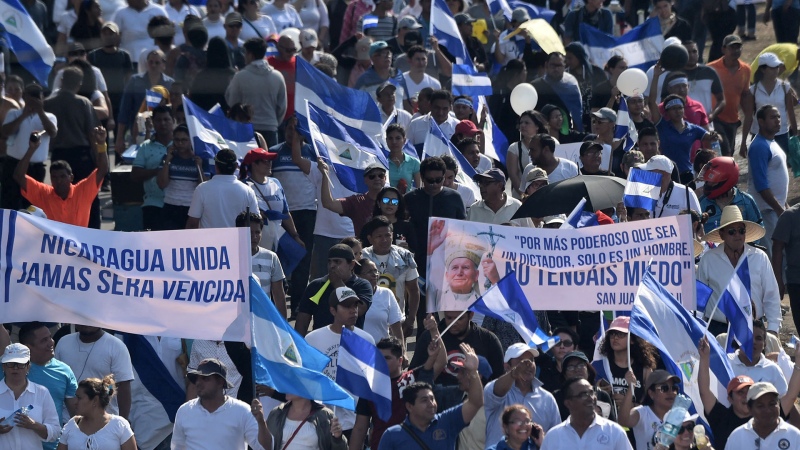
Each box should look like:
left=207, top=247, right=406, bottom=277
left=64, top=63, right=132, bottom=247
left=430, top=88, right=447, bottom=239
left=704, top=205, right=765, bottom=244
left=693, top=240, right=704, bottom=258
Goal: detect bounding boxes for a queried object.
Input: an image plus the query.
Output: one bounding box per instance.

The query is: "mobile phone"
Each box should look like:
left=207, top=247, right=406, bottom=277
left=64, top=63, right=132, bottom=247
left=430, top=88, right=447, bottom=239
left=29, top=132, right=41, bottom=143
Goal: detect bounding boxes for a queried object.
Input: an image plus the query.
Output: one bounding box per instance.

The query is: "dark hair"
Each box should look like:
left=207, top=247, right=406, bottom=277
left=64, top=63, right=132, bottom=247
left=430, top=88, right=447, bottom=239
left=187, top=27, right=208, bottom=49
left=406, top=45, right=427, bottom=59
left=441, top=154, right=458, bottom=173
left=18, top=322, right=48, bottom=346
left=377, top=336, right=404, bottom=358
left=753, top=319, right=766, bottom=331
left=551, top=327, right=580, bottom=351
left=429, top=89, right=452, bottom=104
left=501, top=404, right=531, bottom=424
left=401, top=382, right=433, bottom=404
left=693, top=149, right=716, bottom=174
left=662, top=94, right=685, bottom=108
left=147, top=15, right=174, bottom=46
left=420, top=156, right=446, bottom=176
left=70, top=0, right=102, bottom=43
left=214, top=149, right=238, bottom=175
left=599, top=333, right=658, bottom=370
left=604, top=55, right=626, bottom=71
left=50, top=160, right=73, bottom=175
left=228, top=103, right=254, bottom=122
left=547, top=52, right=565, bottom=63
left=69, top=59, right=97, bottom=98
left=244, top=37, right=267, bottom=59
left=340, top=236, right=362, bottom=250
left=206, top=37, right=233, bottom=69
left=455, top=137, right=479, bottom=154
left=756, top=104, right=778, bottom=121
left=534, top=133, right=557, bottom=153
left=561, top=377, right=587, bottom=399
left=315, top=62, right=335, bottom=77
left=418, top=87, right=434, bottom=102
left=173, top=124, right=190, bottom=136
left=364, top=214, right=394, bottom=237
left=79, top=374, right=116, bottom=408
left=519, top=110, right=548, bottom=133
left=152, top=104, right=174, bottom=119
left=61, top=66, right=84, bottom=91
left=682, top=40, right=696, bottom=47
left=23, top=83, right=43, bottom=98
left=235, top=211, right=263, bottom=227
left=7, top=75, right=24, bottom=88
left=353, top=257, right=375, bottom=276
left=638, top=127, right=658, bottom=141
left=385, top=123, right=406, bottom=138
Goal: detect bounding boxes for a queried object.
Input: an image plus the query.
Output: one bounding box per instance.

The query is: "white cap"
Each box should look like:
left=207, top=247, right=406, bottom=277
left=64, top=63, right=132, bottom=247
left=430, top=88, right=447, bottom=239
left=758, top=52, right=783, bottom=68
left=640, top=155, right=674, bottom=173
left=503, top=343, right=539, bottom=362
left=300, top=28, right=318, bottom=49
left=1, top=343, right=30, bottom=364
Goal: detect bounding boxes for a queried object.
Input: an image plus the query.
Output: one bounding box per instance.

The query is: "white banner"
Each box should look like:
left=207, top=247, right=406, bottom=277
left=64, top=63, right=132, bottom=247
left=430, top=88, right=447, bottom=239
left=426, top=216, right=696, bottom=312
left=0, top=210, right=252, bottom=342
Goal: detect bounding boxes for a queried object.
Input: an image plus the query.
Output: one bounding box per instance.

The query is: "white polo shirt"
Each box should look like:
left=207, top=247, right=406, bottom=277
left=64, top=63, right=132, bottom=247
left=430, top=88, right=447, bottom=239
left=406, top=114, right=459, bottom=146
left=725, top=418, right=800, bottom=450
left=727, top=352, right=788, bottom=396
left=171, top=397, right=264, bottom=450
left=540, top=415, right=633, bottom=450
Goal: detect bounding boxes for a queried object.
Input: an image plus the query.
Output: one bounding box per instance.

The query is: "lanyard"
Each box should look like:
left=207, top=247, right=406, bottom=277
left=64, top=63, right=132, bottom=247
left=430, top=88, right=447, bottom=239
left=657, top=181, right=675, bottom=218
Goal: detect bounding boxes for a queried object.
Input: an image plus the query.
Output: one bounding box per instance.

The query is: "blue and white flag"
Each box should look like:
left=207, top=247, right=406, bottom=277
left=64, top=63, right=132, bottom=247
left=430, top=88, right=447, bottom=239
left=560, top=198, right=598, bottom=229
left=624, top=169, right=662, bottom=211
left=787, top=335, right=799, bottom=349
left=275, top=227, right=306, bottom=276
left=422, top=116, right=480, bottom=199
left=0, top=0, right=55, bottom=86
left=476, top=96, right=508, bottom=164
left=183, top=96, right=258, bottom=160
left=250, top=277, right=355, bottom=409
left=452, top=64, right=493, bottom=97
left=307, top=101, right=389, bottom=193
left=696, top=280, right=713, bottom=312
left=337, top=328, right=393, bottom=421
left=145, top=89, right=163, bottom=109
left=591, top=314, right=614, bottom=384
left=430, top=0, right=469, bottom=63
left=614, top=96, right=638, bottom=152
left=506, top=0, right=556, bottom=23
left=580, top=18, right=664, bottom=71
left=470, top=272, right=560, bottom=352
left=487, top=0, right=512, bottom=19
left=717, top=259, right=754, bottom=359
left=630, top=271, right=735, bottom=421
left=296, top=58, right=383, bottom=141
left=362, top=14, right=379, bottom=31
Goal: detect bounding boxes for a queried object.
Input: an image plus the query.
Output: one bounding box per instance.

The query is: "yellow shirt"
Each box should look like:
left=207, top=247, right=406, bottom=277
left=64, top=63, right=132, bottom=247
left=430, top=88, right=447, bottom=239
left=751, top=43, right=799, bottom=82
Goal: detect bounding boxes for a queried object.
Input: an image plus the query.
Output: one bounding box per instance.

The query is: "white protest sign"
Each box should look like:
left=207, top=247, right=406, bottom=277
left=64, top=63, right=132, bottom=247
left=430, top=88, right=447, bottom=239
left=0, top=210, right=252, bottom=342
left=426, top=215, right=696, bottom=312
left=554, top=142, right=612, bottom=170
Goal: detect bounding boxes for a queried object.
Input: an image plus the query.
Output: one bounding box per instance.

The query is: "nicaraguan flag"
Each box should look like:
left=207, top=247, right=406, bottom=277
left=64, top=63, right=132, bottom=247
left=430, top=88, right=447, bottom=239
left=487, top=0, right=512, bottom=18
left=470, top=272, right=560, bottom=352
left=0, top=0, right=55, bottom=86
left=631, top=271, right=735, bottom=423
left=423, top=116, right=480, bottom=199
left=337, top=328, right=393, bottom=421
left=560, top=198, right=598, bottom=229
left=591, top=314, right=614, bottom=384
left=183, top=96, right=257, bottom=160
left=614, top=96, right=638, bottom=152
left=452, top=64, right=493, bottom=97
left=295, top=58, right=383, bottom=142
left=696, top=280, right=713, bottom=312
left=307, top=101, right=389, bottom=193
left=145, top=89, right=163, bottom=109
left=624, top=169, right=662, bottom=211
left=275, top=227, right=306, bottom=276
left=362, top=14, right=379, bottom=31
left=476, top=96, right=508, bottom=164
left=506, top=0, right=555, bottom=22
left=717, top=259, right=754, bottom=359
left=430, top=0, right=469, bottom=63
left=250, top=277, right=355, bottom=409
left=787, top=335, right=799, bottom=349
left=580, top=18, right=664, bottom=71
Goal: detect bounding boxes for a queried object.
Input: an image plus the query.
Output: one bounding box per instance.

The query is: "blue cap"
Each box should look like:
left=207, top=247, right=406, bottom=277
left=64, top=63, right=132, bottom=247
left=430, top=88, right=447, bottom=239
left=369, top=41, right=389, bottom=57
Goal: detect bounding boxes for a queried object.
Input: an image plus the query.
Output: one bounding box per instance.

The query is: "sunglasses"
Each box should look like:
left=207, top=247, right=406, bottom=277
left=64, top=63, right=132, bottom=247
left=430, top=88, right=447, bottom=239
left=367, top=172, right=385, bottom=180
left=726, top=227, right=747, bottom=236
left=556, top=340, right=574, bottom=347
left=677, top=424, right=695, bottom=434
left=381, top=197, right=399, bottom=205
left=2, top=362, right=27, bottom=369
left=226, top=23, right=242, bottom=28
left=425, top=177, right=444, bottom=184
left=652, top=384, right=680, bottom=394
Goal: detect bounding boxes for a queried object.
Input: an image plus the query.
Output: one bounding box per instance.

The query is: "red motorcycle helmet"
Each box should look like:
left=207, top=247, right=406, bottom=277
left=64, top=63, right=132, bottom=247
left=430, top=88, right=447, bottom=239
left=698, top=157, right=739, bottom=199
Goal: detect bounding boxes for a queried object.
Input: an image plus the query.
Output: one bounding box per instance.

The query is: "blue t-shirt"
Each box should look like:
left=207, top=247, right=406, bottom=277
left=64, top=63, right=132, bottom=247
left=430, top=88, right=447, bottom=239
left=377, top=404, right=466, bottom=450
left=656, top=119, right=707, bottom=173
left=133, top=139, right=169, bottom=208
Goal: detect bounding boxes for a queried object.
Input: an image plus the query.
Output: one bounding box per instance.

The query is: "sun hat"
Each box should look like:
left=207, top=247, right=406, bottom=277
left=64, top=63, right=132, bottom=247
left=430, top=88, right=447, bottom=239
left=703, top=205, right=765, bottom=244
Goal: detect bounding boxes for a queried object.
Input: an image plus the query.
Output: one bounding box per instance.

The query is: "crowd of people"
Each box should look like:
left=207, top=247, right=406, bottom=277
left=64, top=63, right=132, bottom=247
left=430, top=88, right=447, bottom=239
left=0, top=0, right=799, bottom=448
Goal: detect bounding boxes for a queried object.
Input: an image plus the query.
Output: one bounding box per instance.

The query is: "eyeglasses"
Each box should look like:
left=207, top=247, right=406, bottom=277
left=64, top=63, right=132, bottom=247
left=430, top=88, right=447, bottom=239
left=381, top=197, right=399, bottom=205
left=367, top=172, right=385, bottom=180
left=652, top=384, right=680, bottom=394
left=279, top=45, right=298, bottom=53
left=678, top=423, right=695, bottom=434
left=726, top=227, right=747, bottom=236
left=425, top=177, right=444, bottom=184
left=506, top=419, right=533, bottom=427
left=226, top=23, right=242, bottom=28
left=2, top=362, right=27, bottom=369
left=556, top=340, right=574, bottom=347
left=583, top=150, right=602, bottom=157
left=564, top=364, right=587, bottom=373
left=569, top=390, right=596, bottom=400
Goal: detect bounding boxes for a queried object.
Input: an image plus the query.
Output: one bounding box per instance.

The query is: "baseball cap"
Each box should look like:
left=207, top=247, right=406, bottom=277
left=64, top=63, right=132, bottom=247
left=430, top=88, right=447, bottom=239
left=1, top=343, right=30, bottom=364
left=328, top=243, right=355, bottom=262
left=334, top=286, right=363, bottom=304
left=644, top=369, right=681, bottom=392
left=364, top=161, right=387, bottom=176
left=369, top=41, right=389, bottom=57
left=356, top=37, right=372, bottom=60
left=524, top=167, right=548, bottom=190
left=376, top=81, right=397, bottom=97
left=187, top=358, right=234, bottom=388
left=398, top=16, right=422, bottom=30
left=607, top=316, right=630, bottom=333
left=225, top=12, right=243, bottom=25
left=300, top=28, right=318, bottom=49
left=511, top=7, right=530, bottom=23
left=242, top=148, right=277, bottom=166
left=543, top=214, right=566, bottom=226
left=68, top=42, right=86, bottom=54
left=449, top=355, right=493, bottom=380
left=591, top=107, right=617, bottom=122
left=102, top=21, right=120, bottom=34
left=758, top=52, right=783, bottom=68
left=504, top=343, right=539, bottom=362
left=727, top=375, right=755, bottom=395
left=722, top=34, right=742, bottom=47
left=454, top=13, right=477, bottom=26
left=473, top=168, right=506, bottom=184
left=562, top=351, right=590, bottom=366
left=455, top=119, right=480, bottom=137
left=746, top=381, right=779, bottom=402
left=596, top=210, right=615, bottom=225
left=640, top=154, right=674, bottom=173
left=579, top=141, right=604, bottom=156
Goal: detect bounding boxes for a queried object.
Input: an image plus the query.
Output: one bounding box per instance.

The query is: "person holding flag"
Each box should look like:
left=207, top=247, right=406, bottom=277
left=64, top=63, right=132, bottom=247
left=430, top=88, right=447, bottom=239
left=618, top=370, right=680, bottom=450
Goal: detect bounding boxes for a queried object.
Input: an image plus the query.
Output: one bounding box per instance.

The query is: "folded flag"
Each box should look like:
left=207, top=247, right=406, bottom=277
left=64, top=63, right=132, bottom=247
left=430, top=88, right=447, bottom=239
left=337, top=328, right=393, bottom=421
left=614, top=96, right=638, bottom=152
left=717, top=259, right=754, bottom=359
left=275, top=227, right=306, bottom=276
left=0, top=0, right=55, bottom=86
left=470, top=272, right=560, bottom=352
left=452, top=64, right=493, bottom=97
left=183, top=95, right=257, bottom=160
left=624, top=169, right=662, bottom=211
left=696, top=280, right=713, bottom=313
left=476, top=96, right=508, bottom=164
left=362, top=14, right=379, bottom=31
left=423, top=116, right=480, bottom=200
left=250, top=277, right=355, bottom=409
left=431, top=0, right=469, bottom=63
left=145, top=89, right=163, bottom=109
left=580, top=18, right=664, bottom=71
left=560, top=198, right=598, bottom=229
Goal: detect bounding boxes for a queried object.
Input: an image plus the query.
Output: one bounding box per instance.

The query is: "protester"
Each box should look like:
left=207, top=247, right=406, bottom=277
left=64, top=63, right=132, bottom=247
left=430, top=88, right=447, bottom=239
left=486, top=404, right=545, bottom=450
left=724, top=382, right=800, bottom=450
left=619, top=370, right=680, bottom=450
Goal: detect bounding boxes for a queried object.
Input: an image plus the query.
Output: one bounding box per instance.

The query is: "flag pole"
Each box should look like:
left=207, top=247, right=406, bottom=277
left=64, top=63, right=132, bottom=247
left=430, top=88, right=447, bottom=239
left=246, top=207, right=257, bottom=403
left=626, top=328, right=631, bottom=370
left=704, top=301, right=720, bottom=333
left=440, top=306, right=472, bottom=336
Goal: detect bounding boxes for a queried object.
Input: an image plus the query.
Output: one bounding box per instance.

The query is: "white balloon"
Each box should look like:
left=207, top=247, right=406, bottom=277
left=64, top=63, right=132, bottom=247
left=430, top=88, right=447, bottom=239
left=617, top=68, right=649, bottom=97
left=510, top=83, right=539, bottom=116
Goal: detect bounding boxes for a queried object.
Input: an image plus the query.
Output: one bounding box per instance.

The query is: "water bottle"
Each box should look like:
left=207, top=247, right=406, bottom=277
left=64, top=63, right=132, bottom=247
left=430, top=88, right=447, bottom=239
left=693, top=425, right=711, bottom=450
left=0, top=405, right=33, bottom=427
left=658, top=394, right=692, bottom=446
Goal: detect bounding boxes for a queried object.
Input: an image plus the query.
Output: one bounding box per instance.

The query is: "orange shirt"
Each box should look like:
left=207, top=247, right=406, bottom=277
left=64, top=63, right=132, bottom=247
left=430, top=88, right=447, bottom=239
left=708, top=58, right=752, bottom=124
left=21, top=169, right=101, bottom=227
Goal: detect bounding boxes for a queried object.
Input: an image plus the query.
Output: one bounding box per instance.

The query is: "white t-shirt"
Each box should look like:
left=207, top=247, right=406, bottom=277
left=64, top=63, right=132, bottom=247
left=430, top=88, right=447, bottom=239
left=492, top=29, right=525, bottom=66
left=305, top=325, right=374, bottom=430
left=260, top=3, right=303, bottom=31
left=61, top=415, right=134, bottom=449
left=240, top=15, right=278, bottom=41
left=165, top=3, right=201, bottom=46
left=654, top=182, right=701, bottom=218
left=57, top=10, right=77, bottom=36
left=631, top=405, right=663, bottom=450
left=54, top=332, right=135, bottom=416
left=112, top=3, right=169, bottom=64
left=725, top=418, right=800, bottom=450
left=187, top=175, right=260, bottom=229
left=309, top=169, right=355, bottom=239
left=298, top=0, right=330, bottom=32
left=2, top=110, right=57, bottom=162
left=406, top=114, right=458, bottom=146
left=363, top=286, right=404, bottom=343
left=456, top=182, right=476, bottom=215
left=247, top=177, right=289, bottom=251
left=402, top=72, right=441, bottom=101
left=52, top=66, right=108, bottom=92
left=172, top=397, right=264, bottom=450
left=203, top=17, right=227, bottom=41
left=252, top=247, right=285, bottom=294
left=521, top=158, right=579, bottom=189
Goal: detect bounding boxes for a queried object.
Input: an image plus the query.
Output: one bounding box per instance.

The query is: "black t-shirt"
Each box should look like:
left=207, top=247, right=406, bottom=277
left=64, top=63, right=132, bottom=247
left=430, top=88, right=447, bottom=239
left=404, top=188, right=465, bottom=277
left=87, top=48, right=133, bottom=109
left=706, top=401, right=749, bottom=450
left=608, top=358, right=645, bottom=403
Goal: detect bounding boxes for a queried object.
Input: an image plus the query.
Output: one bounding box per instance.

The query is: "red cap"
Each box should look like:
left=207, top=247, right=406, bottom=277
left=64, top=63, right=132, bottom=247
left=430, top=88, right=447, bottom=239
left=455, top=120, right=480, bottom=137
left=727, top=375, right=755, bottom=394
left=595, top=210, right=615, bottom=225
left=242, top=148, right=277, bottom=166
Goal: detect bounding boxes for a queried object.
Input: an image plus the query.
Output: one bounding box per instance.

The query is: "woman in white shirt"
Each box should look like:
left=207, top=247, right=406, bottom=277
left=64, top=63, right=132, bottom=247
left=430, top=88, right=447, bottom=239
left=741, top=52, right=797, bottom=156
left=261, top=0, right=303, bottom=31
left=58, top=375, right=136, bottom=450
left=202, top=0, right=227, bottom=40
left=296, top=0, right=329, bottom=44
left=239, top=0, right=278, bottom=40
left=165, top=0, right=201, bottom=46
left=356, top=258, right=404, bottom=345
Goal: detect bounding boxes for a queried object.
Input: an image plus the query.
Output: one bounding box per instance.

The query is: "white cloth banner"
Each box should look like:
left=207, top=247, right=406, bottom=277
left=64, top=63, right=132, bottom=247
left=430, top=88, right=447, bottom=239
left=0, top=210, right=252, bottom=342
left=426, top=216, right=696, bottom=312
